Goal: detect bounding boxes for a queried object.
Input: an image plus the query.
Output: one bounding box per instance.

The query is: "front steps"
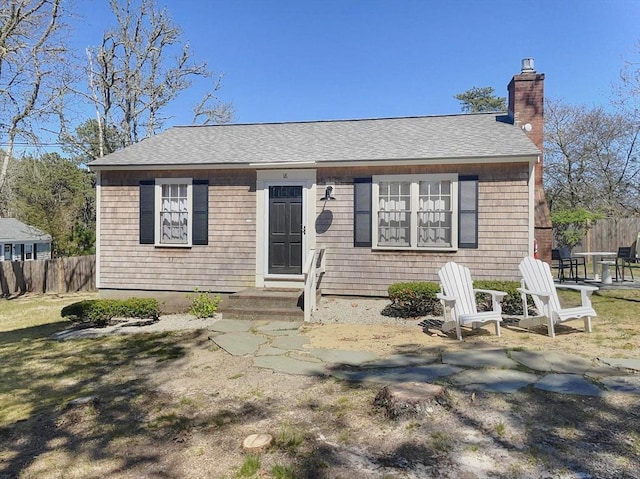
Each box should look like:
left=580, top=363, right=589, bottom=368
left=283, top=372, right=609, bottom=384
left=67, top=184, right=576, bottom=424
left=219, top=288, right=315, bottom=321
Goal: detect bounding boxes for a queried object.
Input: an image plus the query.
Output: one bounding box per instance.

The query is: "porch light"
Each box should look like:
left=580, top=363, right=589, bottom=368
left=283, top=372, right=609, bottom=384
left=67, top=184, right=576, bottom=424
left=324, top=185, right=336, bottom=201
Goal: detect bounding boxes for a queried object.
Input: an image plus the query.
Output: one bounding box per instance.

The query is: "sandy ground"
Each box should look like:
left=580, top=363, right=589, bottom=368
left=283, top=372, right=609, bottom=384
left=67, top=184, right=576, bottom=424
left=3, top=294, right=640, bottom=479
left=308, top=295, right=639, bottom=362
left=68, top=295, right=634, bottom=361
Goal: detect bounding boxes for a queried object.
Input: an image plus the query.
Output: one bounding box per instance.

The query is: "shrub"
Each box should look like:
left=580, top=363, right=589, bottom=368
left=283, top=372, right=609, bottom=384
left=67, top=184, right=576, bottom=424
left=387, top=279, right=533, bottom=318
left=118, top=297, right=161, bottom=319
left=473, top=280, right=532, bottom=315
left=551, top=208, right=603, bottom=250
left=387, top=281, right=442, bottom=317
left=61, top=298, right=160, bottom=327
left=188, top=289, right=221, bottom=318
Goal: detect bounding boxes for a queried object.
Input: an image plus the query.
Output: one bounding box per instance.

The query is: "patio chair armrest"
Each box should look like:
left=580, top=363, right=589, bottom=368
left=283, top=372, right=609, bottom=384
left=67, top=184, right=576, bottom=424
left=556, top=284, right=597, bottom=307
left=473, top=289, right=507, bottom=302
left=436, top=293, right=456, bottom=306
left=474, top=289, right=507, bottom=312
left=555, top=284, right=598, bottom=293
left=517, top=287, right=551, bottom=303
left=436, top=293, right=457, bottom=323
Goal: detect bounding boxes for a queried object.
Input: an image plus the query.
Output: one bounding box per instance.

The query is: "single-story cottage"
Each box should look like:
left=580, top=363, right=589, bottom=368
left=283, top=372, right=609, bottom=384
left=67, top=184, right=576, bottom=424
left=0, top=218, right=52, bottom=261
left=89, top=59, right=551, bottom=302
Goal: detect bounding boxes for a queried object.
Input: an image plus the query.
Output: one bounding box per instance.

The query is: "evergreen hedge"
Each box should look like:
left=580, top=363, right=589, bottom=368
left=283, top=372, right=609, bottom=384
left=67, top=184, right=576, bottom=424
left=61, top=298, right=160, bottom=327
left=387, top=280, right=530, bottom=318
left=387, top=282, right=442, bottom=317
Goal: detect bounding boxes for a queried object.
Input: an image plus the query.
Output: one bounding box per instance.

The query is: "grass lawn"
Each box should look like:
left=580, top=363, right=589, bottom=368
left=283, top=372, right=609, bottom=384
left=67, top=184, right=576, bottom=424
left=0, top=290, right=639, bottom=478
left=1, top=293, right=197, bottom=477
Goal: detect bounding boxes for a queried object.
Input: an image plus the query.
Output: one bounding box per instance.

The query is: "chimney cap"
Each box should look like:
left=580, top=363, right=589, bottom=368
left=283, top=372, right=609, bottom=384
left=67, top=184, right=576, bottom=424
left=521, top=58, right=535, bottom=73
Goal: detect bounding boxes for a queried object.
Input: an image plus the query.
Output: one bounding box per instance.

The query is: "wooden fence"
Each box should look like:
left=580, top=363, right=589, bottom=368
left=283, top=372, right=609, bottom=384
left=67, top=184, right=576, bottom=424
left=564, top=217, right=640, bottom=254
left=0, top=255, right=96, bottom=297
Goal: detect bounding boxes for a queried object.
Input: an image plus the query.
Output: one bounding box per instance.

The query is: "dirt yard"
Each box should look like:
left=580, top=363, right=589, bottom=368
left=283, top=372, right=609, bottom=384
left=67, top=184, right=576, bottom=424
left=310, top=293, right=640, bottom=361
left=1, top=292, right=639, bottom=479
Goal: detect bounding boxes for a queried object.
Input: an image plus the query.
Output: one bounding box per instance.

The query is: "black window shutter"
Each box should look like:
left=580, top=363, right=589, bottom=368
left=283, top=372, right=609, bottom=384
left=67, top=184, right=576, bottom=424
left=34, top=243, right=37, bottom=260
left=458, top=176, right=478, bottom=248
left=354, top=178, right=372, bottom=247
left=192, top=180, right=209, bottom=245
left=139, top=180, right=155, bottom=244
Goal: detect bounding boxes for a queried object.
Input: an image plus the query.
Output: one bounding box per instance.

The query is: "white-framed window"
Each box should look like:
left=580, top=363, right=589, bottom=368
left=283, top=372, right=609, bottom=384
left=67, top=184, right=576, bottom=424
left=372, top=174, right=458, bottom=250
left=155, top=178, right=193, bottom=246
left=24, top=243, right=33, bottom=260
left=3, top=244, right=12, bottom=261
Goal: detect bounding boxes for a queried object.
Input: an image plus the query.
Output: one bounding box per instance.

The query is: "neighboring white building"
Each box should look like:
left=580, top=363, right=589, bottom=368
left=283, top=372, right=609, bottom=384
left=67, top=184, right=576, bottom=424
left=0, top=218, right=52, bottom=261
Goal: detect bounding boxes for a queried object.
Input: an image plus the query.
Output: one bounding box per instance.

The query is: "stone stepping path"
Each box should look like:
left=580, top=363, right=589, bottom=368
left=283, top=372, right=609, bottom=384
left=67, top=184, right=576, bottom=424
left=307, top=348, right=379, bottom=367
left=534, top=373, right=604, bottom=397
left=449, top=369, right=539, bottom=394
left=509, top=350, right=594, bottom=374
left=212, top=332, right=268, bottom=356
left=443, top=350, right=518, bottom=369
left=253, top=355, right=326, bottom=376
left=598, top=357, right=640, bottom=372
left=599, top=375, right=640, bottom=394
left=208, top=319, right=640, bottom=397
left=332, top=364, right=463, bottom=384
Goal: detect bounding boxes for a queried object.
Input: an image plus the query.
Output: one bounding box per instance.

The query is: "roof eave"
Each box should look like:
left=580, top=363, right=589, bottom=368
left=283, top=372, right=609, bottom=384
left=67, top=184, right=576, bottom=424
left=89, top=153, right=539, bottom=171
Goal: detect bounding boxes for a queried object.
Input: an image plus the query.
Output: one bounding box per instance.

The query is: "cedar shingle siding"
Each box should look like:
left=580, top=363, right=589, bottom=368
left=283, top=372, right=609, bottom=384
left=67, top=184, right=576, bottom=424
left=314, top=164, right=529, bottom=296
left=98, top=161, right=529, bottom=296
left=99, top=169, right=256, bottom=292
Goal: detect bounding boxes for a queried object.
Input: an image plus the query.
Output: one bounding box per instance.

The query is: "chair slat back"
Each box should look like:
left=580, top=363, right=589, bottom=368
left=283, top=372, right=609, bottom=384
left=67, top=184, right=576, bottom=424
left=557, top=247, right=572, bottom=260
left=438, top=262, right=477, bottom=317
left=519, top=257, right=562, bottom=314
left=618, top=246, right=632, bottom=259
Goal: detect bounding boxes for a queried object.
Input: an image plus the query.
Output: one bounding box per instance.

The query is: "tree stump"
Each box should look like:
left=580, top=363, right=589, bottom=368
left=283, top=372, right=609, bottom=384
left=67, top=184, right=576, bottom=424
left=242, top=433, right=273, bottom=452
left=373, top=383, right=448, bottom=419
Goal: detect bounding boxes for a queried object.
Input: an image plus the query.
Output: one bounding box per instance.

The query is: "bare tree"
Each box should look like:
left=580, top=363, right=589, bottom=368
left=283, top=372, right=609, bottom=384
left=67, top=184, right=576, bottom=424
left=613, top=41, right=640, bottom=120
left=544, top=98, right=640, bottom=216
left=192, top=73, right=234, bottom=125
left=0, top=0, right=68, bottom=215
left=613, top=42, right=640, bottom=206
left=82, top=0, right=232, bottom=155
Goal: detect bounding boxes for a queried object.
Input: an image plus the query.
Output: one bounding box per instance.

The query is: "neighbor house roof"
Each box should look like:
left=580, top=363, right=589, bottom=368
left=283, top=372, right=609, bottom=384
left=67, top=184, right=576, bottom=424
left=89, top=112, right=540, bottom=169
left=0, top=219, right=52, bottom=242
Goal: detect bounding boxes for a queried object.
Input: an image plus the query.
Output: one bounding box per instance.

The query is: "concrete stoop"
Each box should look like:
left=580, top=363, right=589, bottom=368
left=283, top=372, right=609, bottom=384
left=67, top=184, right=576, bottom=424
left=218, top=288, right=312, bottom=321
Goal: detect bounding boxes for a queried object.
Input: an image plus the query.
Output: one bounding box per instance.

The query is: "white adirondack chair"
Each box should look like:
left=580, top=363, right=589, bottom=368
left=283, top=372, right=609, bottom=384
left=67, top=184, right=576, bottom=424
left=437, top=262, right=507, bottom=341
left=518, top=256, right=597, bottom=338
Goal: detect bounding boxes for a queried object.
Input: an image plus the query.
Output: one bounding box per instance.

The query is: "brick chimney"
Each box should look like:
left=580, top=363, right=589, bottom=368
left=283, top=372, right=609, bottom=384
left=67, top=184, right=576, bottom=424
left=508, top=58, right=552, bottom=262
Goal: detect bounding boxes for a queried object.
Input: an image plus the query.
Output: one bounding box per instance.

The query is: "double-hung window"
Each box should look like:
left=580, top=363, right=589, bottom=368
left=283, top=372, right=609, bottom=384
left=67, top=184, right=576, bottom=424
left=140, top=178, right=209, bottom=247
left=372, top=174, right=458, bottom=250
left=157, top=179, right=191, bottom=245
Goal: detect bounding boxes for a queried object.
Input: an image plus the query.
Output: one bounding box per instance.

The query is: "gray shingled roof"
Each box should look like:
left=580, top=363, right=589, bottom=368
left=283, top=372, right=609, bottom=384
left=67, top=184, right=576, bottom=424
left=89, top=113, right=540, bottom=168
left=0, top=218, right=52, bottom=242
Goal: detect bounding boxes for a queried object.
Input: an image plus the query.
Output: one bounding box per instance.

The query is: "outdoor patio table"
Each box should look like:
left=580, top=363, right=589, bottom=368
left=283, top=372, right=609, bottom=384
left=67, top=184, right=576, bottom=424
left=573, top=252, right=616, bottom=282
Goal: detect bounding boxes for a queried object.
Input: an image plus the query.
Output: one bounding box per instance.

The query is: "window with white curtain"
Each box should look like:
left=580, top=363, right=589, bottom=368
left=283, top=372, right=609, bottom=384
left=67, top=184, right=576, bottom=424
left=155, top=178, right=192, bottom=245
left=377, top=180, right=412, bottom=247
left=373, top=174, right=457, bottom=250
